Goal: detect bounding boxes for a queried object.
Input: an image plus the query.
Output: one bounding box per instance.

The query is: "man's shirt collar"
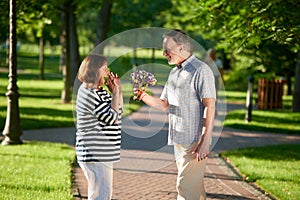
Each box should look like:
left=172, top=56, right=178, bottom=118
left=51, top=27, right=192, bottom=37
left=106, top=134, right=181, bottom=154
left=178, top=54, right=195, bottom=69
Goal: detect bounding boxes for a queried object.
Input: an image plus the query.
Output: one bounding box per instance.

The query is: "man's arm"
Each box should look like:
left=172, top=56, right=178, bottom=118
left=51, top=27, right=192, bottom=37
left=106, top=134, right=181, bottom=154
left=191, top=97, right=216, bottom=161
left=140, top=92, right=169, bottom=111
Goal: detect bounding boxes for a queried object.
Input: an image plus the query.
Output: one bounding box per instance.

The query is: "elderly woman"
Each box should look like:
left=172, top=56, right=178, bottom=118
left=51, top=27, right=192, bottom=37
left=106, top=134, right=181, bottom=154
left=75, top=54, right=123, bottom=200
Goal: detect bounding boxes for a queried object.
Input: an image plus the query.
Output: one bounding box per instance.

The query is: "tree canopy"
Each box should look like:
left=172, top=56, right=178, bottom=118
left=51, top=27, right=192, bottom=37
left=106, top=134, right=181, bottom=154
left=1, top=0, right=299, bottom=110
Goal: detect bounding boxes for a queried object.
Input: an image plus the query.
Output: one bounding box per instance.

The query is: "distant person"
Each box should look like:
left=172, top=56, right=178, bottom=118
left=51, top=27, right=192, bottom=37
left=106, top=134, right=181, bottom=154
left=135, top=29, right=216, bottom=200
left=207, top=48, right=223, bottom=93
left=76, top=54, right=123, bottom=200
left=207, top=48, right=223, bottom=79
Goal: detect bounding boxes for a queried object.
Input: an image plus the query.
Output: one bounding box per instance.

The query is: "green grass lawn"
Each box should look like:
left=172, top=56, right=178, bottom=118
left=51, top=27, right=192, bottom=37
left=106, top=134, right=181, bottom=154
left=0, top=141, right=75, bottom=200
left=221, top=90, right=247, bottom=104
left=224, top=91, right=300, bottom=134
left=224, top=109, right=300, bottom=134
left=223, top=91, right=300, bottom=199
left=221, top=144, right=300, bottom=200
left=0, top=77, right=74, bottom=130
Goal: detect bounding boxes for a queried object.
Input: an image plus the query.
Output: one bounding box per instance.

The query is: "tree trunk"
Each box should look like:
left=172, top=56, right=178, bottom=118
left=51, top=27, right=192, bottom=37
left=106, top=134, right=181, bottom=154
left=60, top=1, right=71, bottom=104
left=2, top=0, right=22, bottom=145
left=151, top=48, right=155, bottom=73
left=285, top=71, right=292, bottom=95
left=39, top=35, right=45, bottom=80
left=292, top=52, right=300, bottom=112
left=133, top=32, right=138, bottom=66
left=6, top=38, right=9, bottom=66
left=69, top=3, right=80, bottom=85
left=95, top=0, right=112, bottom=53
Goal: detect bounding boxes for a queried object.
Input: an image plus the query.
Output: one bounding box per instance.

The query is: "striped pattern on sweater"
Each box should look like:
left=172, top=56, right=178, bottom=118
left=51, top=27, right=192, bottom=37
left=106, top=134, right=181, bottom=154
left=76, top=84, right=122, bottom=163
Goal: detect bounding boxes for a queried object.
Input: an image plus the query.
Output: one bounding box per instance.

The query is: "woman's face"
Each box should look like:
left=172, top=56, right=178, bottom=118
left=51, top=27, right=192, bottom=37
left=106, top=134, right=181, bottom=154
left=98, top=62, right=110, bottom=86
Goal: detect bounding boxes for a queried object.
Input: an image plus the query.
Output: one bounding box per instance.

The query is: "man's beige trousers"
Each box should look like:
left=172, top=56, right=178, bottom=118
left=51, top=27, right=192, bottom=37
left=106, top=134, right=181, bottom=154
left=174, top=143, right=207, bottom=200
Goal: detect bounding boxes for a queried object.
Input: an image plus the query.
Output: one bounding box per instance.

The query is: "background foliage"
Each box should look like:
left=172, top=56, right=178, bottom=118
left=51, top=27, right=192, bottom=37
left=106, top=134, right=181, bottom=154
left=0, top=0, right=299, bottom=117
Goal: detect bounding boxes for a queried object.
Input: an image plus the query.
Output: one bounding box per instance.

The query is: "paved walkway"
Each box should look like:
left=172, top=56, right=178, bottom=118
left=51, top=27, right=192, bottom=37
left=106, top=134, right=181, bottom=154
left=16, top=87, right=300, bottom=200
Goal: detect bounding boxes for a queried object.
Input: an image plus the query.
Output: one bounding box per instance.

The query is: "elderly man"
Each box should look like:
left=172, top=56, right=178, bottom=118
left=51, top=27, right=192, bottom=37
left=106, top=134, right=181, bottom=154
left=137, top=29, right=216, bottom=200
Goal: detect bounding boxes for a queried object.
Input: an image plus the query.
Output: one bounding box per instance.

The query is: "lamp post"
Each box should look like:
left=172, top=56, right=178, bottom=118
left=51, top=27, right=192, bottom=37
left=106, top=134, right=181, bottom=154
left=245, top=75, right=254, bottom=122
left=1, top=0, right=22, bottom=145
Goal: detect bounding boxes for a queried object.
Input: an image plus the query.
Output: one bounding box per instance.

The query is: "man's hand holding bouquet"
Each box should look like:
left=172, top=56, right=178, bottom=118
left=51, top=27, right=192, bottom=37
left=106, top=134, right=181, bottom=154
left=130, top=70, right=157, bottom=101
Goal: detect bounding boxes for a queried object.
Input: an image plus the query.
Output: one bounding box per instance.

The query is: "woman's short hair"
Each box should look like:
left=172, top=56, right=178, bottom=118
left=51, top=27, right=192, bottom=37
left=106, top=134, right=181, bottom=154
left=77, top=54, right=107, bottom=84
left=163, top=29, right=194, bottom=53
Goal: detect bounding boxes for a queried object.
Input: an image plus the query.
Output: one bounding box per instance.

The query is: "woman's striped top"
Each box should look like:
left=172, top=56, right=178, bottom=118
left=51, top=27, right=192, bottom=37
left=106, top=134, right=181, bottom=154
left=75, top=84, right=122, bottom=163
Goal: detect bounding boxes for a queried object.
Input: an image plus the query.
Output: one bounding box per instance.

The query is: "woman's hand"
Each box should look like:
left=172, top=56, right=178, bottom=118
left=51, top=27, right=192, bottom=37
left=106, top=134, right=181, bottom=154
left=106, top=72, right=122, bottom=124
left=106, top=72, right=121, bottom=94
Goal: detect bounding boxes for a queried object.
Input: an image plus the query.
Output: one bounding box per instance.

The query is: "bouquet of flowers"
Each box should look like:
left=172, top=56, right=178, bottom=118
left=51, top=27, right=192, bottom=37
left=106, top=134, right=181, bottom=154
left=130, top=69, right=157, bottom=100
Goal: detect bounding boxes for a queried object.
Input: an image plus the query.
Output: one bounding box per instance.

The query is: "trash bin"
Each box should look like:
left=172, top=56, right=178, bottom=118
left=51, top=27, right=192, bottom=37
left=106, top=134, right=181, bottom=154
left=257, top=78, right=284, bottom=110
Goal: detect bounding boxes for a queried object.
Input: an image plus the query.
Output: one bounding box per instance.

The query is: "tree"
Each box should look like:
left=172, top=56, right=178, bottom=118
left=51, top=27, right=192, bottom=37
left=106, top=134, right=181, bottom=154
left=60, top=0, right=72, bottom=103
left=60, top=0, right=81, bottom=103
left=95, top=0, right=112, bottom=53
left=14, top=0, right=61, bottom=80
left=293, top=53, right=300, bottom=112
left=109, top=0, right=172, bottom=64
left=172, top=0, right=300, bottom=111
left=69, top=1, right=80, bottom=85
left=2, top=0, right=22, bottom=145
left=0, top=1, right=9, bottom=42
left=0, top=1, right=9, bottom=67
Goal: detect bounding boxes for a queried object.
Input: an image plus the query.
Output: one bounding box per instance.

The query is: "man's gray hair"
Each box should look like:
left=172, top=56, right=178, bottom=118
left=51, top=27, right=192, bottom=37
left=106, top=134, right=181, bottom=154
left=163, top=29, right=194, bottom=53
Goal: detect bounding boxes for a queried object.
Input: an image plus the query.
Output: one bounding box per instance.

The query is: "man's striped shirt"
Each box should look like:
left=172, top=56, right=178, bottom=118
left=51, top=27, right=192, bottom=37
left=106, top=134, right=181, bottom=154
left=160, top=55, right=216, bottom=145
left=76, top=84, right=122, bottom=163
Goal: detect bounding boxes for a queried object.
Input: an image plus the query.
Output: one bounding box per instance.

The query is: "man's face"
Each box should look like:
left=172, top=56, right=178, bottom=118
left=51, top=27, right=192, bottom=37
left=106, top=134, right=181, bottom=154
left=162, top=36, right=183, bottom=65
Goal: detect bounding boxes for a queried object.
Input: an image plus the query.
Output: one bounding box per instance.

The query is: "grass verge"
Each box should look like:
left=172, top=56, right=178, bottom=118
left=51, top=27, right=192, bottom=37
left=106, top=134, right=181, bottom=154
left=224, top=109, right=300, bottom=134
left=224, top=91, right=300, bottom=134
left=221, top=144, right=300, bottom=200
left=0, top=141, right=75, bottom=200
